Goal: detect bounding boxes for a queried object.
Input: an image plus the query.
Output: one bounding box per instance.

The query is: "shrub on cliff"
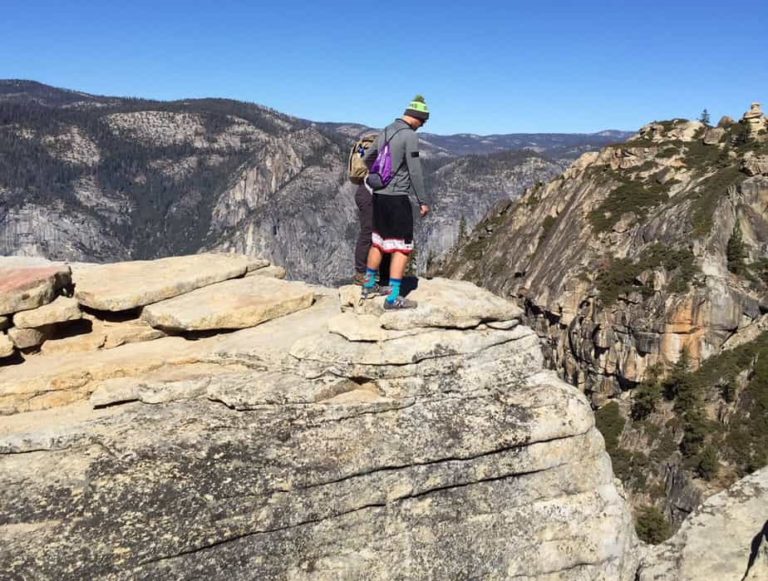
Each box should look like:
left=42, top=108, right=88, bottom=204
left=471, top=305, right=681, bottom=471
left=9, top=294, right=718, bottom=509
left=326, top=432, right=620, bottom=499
left=632, top=363, right=664, bottom=420
left=636, top=506, right=672, bottom=544
left=595, top=401, right=625, bottom=451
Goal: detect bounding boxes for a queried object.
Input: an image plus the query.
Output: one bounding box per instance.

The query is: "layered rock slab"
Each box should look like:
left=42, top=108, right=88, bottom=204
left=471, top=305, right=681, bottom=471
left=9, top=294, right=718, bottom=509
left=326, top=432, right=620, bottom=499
left=0, top=264, right=71, bottom=315
left=72, top=253, right=260, bottom=311
left=638, top=466, right=768, bottom=581
left=0, top=276, right=638, bottom=580
left=339, top=277, right=523, bottom=329
left=141, top=276, right=315, bottom=331
left=0, top=336, right=202, bottom=414
left=12, top=296, right=81, bottom=328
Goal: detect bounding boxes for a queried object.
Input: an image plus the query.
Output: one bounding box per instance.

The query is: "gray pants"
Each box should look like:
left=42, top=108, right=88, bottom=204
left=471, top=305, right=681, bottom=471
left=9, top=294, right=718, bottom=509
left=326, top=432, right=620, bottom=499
left=354, top=184, right=373, bottom=274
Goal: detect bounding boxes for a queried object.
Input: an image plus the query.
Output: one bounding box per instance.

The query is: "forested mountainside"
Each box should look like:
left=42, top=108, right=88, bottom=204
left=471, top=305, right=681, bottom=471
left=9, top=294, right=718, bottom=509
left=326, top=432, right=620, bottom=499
left=438, top=103, right=768, bottom=540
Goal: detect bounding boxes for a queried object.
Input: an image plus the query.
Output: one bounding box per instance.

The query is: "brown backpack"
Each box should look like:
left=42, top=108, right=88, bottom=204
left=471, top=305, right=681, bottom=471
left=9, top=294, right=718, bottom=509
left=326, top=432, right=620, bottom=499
left=347, top=133, right=377, bottom=184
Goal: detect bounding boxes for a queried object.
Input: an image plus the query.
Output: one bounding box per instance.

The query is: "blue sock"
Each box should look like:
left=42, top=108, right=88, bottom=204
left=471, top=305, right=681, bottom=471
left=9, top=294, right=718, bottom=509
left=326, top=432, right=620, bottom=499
left=386, top=278, right=402, bottom=303
left=363, top=267, right=378, bottom=289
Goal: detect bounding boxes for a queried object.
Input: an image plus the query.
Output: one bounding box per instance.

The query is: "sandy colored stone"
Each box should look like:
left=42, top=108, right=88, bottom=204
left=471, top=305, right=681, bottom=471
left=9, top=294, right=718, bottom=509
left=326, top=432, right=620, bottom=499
left=0, top=336, right=202, bottom=414
left=0, top=265, right=71, bottom=316
left=102, top=319, right=166, bottom=349
left=142, top=276, right=314, bottom=332
left=0, top=333, right=14, bottom=358
left=639, top=466, right=768, bottom=581
left=7, top=326, right=50, bottom=350
left=73, top=253, right=254, bottom=311
left=40, top=331, right=107, bottom=356
left=246, top=264, right=286, bottom=279
left=13, top=296, right=82, bottom=329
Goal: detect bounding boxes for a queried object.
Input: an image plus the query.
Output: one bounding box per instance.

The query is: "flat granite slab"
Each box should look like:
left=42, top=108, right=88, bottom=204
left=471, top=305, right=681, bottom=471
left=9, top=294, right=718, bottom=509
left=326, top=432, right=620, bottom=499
left=142, top=276, right=315, bottom=332
left=73, top=254, right=260, bottom=311
left=13, top=296, right=82, bottom=329
left=0, top=265, right=72, bottom=316
left=339, top=277, right=523, bottom=330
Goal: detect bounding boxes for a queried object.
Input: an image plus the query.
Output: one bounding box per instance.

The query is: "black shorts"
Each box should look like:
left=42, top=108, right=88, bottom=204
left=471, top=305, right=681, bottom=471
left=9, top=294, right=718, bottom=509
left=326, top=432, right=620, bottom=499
left=372, top=194, right=414, bottom=254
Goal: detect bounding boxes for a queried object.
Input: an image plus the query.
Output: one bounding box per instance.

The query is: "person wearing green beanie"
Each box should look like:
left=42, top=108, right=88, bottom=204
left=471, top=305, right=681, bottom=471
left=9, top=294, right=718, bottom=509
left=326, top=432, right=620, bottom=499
left=359, top=95, right=431, bottom=310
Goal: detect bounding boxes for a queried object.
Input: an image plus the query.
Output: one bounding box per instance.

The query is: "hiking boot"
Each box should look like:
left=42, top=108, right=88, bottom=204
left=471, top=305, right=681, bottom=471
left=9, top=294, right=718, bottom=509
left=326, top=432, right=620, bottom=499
left=383, top=296, right=418, bottom=310
left=353, top=272, right=367, bottom=286
left=360, top=284, right=391, bottom=300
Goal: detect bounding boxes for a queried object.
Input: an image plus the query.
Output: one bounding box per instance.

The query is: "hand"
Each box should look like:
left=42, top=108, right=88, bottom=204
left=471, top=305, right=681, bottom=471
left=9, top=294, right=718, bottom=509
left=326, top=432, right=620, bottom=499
left=419, top=204, right=430, bottom=217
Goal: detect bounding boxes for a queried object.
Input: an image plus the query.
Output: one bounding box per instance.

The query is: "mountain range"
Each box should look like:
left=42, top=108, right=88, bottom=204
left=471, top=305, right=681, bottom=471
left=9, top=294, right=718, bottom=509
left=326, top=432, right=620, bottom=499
left=0, top=80, right=630, bottom=283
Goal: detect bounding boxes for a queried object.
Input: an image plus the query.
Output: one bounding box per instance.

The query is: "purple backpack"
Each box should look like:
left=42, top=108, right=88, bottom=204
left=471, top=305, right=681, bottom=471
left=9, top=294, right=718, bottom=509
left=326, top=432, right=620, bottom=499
left=366, top=127, right=406, bottom=191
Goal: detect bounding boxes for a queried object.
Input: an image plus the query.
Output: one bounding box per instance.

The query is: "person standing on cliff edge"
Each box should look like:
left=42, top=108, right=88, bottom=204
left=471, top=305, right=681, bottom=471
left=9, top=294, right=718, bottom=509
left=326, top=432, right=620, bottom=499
left=359, top=95, right=431, bottom=309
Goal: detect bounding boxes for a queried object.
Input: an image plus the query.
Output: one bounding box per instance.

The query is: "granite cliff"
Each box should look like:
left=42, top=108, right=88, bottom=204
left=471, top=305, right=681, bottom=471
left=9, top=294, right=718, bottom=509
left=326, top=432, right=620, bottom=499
left=4, top=255, right=767, bottom=579
left=439, top=103, right=768, bottom=534
left=0, top=254, right=641, bottom=580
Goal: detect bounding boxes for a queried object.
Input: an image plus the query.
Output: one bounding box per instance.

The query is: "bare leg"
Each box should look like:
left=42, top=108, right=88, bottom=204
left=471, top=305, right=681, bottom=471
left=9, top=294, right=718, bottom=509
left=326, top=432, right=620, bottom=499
left=366, top=246, right=383, bottom=271
left=389, top=252, right=409, bottom=280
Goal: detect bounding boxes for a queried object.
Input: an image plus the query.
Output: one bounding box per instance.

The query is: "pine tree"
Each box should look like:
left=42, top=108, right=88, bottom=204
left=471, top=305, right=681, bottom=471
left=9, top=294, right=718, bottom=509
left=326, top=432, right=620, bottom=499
left=458, top=215, right=468, bottom=242
left=727, top=222, right=746, bottom=276
left=699, top=109, right=711, bottom=125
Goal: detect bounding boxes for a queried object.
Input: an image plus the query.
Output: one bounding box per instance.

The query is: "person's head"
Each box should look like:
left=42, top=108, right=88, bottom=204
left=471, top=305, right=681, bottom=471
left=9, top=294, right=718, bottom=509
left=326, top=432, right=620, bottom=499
left=403, top=95, right=429, bottom=130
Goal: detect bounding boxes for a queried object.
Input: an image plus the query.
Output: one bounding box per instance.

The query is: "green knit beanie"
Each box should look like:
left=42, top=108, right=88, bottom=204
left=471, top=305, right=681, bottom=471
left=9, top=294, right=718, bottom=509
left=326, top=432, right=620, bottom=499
left=404, top=94, right=430, bottom=121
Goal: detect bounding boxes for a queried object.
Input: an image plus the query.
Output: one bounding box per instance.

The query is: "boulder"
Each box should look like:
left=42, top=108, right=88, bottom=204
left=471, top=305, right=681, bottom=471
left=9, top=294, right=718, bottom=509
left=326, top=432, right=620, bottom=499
left=13, top=296, right=82, bottom=329
left=702, top=127, right=725, bottom=145
left=638, top=466, right=768, bottom=581
left=142, top=277, right=315, bottom=332
left=0, top=333, right=14, bottom=358
left=72, top=253, right=256, bottom=311
left=718, top=115, right=736, bottom=127
left=0, top=265, right=72, bottom=316
left=742, top=152, right=768, bottom=177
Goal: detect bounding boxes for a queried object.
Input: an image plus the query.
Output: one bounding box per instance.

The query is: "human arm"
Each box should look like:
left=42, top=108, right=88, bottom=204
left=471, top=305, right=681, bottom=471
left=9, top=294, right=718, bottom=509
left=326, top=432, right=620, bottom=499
left=405, top=131, right=430, bottom=215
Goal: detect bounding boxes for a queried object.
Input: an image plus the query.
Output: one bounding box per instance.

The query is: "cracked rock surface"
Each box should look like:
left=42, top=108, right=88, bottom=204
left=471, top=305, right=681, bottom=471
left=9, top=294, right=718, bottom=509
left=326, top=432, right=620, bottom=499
left=0, top=277, right=638, bottom=580
left=637, top=466, right=768, bottom=581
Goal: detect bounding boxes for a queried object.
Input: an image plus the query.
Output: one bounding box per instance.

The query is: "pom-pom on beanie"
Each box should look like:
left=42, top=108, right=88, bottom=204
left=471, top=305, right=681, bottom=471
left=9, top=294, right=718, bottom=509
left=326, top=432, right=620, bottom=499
left=404, top=95, right=430, bottom=121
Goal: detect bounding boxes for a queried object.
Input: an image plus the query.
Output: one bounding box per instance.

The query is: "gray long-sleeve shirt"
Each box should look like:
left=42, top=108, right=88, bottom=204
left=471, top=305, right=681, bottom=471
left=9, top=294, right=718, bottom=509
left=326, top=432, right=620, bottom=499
left=363, top=118, right=429, bottom=205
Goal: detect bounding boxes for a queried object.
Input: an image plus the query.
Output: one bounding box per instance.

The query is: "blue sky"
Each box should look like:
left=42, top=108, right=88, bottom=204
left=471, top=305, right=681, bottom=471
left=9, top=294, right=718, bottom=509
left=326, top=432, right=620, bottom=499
left=2, top=0, right=766, bottom=134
